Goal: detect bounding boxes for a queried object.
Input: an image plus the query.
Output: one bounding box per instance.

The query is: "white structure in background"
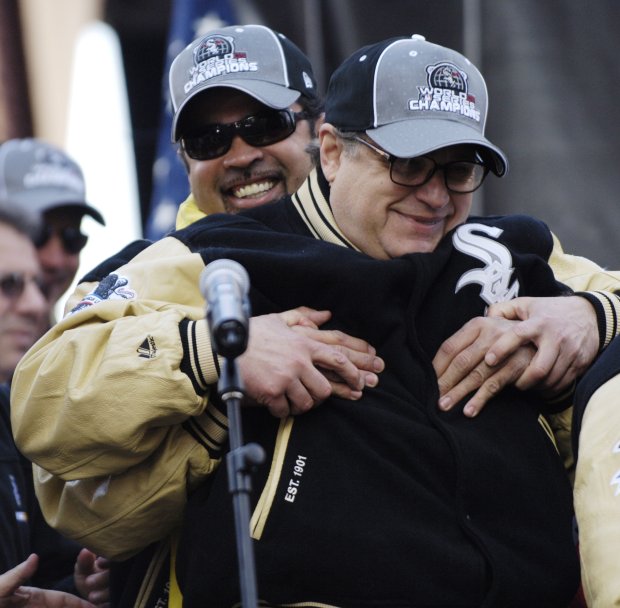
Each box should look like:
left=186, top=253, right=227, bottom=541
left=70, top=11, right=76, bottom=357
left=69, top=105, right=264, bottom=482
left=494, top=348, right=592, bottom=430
left=59, top=20, right=141, bottom=319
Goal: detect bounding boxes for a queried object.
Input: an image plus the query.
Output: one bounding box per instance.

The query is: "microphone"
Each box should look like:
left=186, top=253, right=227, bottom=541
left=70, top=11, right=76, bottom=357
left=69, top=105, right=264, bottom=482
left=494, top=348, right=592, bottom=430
left=200, top=259, right=251, bottom=359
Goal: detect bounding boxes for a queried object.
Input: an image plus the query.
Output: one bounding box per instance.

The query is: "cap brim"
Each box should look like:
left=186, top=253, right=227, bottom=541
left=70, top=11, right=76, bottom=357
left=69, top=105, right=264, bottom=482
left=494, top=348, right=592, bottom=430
left=172, top=81, right=301, bottom=141
left=368, top=119, right=508, bottom=177
left=47, top=202, right=106, bottom=226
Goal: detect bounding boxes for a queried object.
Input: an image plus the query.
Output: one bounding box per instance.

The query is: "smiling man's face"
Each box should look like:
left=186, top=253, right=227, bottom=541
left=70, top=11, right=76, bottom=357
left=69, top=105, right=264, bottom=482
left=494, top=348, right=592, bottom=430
left=180, top=89, right=316, bottom=215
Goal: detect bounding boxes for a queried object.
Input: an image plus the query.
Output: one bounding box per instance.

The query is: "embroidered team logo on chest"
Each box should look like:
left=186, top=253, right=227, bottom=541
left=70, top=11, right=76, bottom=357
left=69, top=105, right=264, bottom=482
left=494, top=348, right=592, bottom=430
left=452, top=223, right=520, bottom=305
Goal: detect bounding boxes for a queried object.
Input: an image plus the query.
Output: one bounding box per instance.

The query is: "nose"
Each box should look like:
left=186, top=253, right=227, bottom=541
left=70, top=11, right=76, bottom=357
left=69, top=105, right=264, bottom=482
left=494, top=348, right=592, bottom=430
left=412, top=170, right=451, bottom=209
left=222, top=135, right=264, bottom=168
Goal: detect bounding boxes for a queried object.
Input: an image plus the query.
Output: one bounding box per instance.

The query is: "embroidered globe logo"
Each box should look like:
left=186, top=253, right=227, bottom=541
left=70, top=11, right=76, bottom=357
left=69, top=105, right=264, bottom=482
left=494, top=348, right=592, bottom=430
left=428, top=63, right=467, bottom=93
left=194, top=35, right=233, bottom=64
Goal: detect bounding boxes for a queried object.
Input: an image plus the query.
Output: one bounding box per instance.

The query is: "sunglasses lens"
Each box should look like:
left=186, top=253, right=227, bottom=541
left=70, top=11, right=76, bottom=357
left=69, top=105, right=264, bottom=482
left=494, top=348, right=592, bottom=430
left=184, top=124, right=233, bottom=161
left=241, top=111, right=295, bottom=147
left=0, top=273, right=25, bottom=299
left=61, top=228, right=88, bottom=254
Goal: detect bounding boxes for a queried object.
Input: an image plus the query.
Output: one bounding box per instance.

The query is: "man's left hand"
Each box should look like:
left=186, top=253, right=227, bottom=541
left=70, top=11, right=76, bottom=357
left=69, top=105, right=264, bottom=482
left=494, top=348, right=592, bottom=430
left=433, top=295, right=599, bottom=417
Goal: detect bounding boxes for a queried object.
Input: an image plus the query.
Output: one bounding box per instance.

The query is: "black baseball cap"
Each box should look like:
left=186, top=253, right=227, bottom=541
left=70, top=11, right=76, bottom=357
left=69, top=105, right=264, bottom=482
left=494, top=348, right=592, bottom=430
left=325, top=34, right=507, bottom=176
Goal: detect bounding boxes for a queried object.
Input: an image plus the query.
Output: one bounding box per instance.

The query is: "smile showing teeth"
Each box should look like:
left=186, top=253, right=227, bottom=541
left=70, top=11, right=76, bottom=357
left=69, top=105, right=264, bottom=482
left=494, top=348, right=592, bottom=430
left=233, top=180, right=276, bottom=198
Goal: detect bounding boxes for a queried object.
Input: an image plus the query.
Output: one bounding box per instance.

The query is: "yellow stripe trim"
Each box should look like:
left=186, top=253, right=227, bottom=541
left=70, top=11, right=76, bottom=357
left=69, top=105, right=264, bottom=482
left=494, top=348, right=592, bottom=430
left=250, top=417, right=294, bottom=539
left=539, top=414, right=559, bottom=454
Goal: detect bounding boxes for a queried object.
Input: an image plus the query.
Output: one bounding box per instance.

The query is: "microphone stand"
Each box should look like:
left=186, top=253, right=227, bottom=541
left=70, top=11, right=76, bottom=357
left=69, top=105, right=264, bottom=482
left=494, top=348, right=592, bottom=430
left=218, top=357, right=265, bottom=608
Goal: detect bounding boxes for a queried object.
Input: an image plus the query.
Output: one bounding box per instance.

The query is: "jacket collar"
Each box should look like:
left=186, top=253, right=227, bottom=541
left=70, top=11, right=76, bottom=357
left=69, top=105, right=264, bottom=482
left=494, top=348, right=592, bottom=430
left=175, top=168, right=358, bottom=252
left=290, top=168, right=358, bottom=251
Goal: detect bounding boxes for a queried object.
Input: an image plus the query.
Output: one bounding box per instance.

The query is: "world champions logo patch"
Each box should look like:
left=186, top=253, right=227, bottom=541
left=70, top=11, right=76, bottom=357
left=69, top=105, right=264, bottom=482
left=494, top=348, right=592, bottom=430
left=409, top=62, right=481, bottom=123
left=184, top=34, right=259, bottom=95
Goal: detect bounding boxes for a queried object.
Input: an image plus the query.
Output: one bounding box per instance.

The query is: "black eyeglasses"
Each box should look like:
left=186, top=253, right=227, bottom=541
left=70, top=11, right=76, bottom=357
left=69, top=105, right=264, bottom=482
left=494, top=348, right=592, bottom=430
left=181, top=109, right=309, bottom=161
left=0, top=272, right=46, bottom=300
left=353, top=136, right=490, bottom=194
left=34, top=225, right=88, bottom=254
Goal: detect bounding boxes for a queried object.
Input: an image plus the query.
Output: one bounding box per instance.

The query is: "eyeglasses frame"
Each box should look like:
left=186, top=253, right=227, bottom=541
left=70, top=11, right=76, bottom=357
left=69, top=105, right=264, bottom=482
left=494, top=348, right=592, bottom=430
left=351, top=135, right=489, bottom=194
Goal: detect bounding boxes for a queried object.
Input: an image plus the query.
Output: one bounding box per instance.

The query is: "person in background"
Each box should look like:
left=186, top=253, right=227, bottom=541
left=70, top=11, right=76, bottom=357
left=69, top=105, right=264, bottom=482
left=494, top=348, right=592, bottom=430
left=0, top=138, right=106, bottom=320
left=0, top=205, right=109, bottom=606
left=0, top=208, right=47, bottom=384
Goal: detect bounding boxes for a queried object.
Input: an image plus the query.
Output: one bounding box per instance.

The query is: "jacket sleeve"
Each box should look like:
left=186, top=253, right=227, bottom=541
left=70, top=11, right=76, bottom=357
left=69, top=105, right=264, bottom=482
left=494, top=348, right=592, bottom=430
left=10, top=237, right=225, bottom=559
left=547, top=234, right=620, bottom=605
left=573, top=375, right=620, bottom=607
left=544, top=232, right=620, bottom=477
left=548, top=232, right=620, bottom=351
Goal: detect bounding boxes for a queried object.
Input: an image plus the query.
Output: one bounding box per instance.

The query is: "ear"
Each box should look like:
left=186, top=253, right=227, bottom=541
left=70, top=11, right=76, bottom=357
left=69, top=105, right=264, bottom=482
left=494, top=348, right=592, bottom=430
left=319, top=124, right=343, bottom=184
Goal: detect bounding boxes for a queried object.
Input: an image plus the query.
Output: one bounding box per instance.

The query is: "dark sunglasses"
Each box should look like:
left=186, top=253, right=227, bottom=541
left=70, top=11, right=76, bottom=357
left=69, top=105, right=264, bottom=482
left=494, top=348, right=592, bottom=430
left=0, top=272, right=46, bottom=300
left=34, top=225, right=88, bottom=254
left=181, top=109, right=309, bottom=161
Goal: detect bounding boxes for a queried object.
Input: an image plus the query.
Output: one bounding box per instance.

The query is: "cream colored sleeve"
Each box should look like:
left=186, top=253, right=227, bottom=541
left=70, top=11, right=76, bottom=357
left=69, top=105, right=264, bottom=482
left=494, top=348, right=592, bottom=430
left=574, top=377, right=620, bottom=607
left=11, top=238, right=220, bottom=478
left=548, top=232, right=620, bottom=292
left=32, top=415, right=221, bottom=561
left=9, top=238, right=225, bottom=556
left=545, top=233, right=620, bottom=477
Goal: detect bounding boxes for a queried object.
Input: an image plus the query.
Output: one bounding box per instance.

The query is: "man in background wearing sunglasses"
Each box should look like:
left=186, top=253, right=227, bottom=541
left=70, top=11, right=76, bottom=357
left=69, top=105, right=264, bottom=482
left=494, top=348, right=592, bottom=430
left=0, top=138, right=105, bottom=322
left=0, top=206, right=47, bottom=384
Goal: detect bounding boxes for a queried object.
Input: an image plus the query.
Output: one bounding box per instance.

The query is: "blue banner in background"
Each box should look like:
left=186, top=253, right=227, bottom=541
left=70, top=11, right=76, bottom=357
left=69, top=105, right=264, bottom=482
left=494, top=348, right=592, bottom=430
left=145, top=0, right=237, bottom=241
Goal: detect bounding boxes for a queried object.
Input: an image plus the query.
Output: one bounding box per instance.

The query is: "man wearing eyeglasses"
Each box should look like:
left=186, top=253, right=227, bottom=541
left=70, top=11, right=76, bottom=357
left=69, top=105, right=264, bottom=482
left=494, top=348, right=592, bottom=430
left=0, top=138, right=105, bottom=319
left=0, top=207, right=47, bottom=383
left=12, top=34, right=619, bottom=605
left=0, top=205, right=108, bottom=607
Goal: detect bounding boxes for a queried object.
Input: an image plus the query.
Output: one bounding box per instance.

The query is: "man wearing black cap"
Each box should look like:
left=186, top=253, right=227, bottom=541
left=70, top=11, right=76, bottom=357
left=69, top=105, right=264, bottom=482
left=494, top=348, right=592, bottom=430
left=0, top=138, right=106, bottom=316
left=11, top=34, right=617, bottom=605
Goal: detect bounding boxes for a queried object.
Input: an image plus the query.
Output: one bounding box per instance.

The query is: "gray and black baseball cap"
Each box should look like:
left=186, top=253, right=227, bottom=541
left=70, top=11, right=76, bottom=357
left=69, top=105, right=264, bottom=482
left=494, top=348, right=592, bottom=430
left=325, top=34, right=508, bottom=176
left=0, top=138, right=105, bottom=224
left=169, top=24, right=319, bottom=142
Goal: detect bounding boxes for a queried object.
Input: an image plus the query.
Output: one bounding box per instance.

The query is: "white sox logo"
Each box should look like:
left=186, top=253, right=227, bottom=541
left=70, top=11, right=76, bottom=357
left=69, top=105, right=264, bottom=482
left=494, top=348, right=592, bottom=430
left=453, top=223, right=520, bottom=305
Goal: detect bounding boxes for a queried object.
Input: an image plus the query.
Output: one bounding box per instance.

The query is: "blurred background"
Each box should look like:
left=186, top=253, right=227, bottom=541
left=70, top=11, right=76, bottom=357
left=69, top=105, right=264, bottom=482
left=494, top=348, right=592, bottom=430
left=2, top=0, right=620, bottom=299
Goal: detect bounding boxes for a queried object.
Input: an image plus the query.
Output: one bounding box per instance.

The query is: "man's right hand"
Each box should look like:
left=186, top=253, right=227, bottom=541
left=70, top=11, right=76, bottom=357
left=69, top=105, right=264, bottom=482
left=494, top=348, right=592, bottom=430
left=239, top=307, right=384, bottom=418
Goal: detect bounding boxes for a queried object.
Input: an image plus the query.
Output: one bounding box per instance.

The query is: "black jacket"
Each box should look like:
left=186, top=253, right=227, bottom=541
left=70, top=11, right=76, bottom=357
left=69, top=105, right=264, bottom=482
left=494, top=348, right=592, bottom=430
left=0, top=384, right=80, bottom=592
left=171, top=184, right=579, bottom=607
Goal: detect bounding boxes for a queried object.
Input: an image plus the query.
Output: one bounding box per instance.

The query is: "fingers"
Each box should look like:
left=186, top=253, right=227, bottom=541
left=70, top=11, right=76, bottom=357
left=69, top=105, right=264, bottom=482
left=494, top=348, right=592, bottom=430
left=459, top=346, right=536, bottom=417
left=290, top=322, right=384, bottom=381
left=74, top=549, right=96, bottom=578
left=279, top=307, right=331, bottom=329
left=17, top=586, right=96, bottom=608
left=485, top=297, right=532, bottom=321
left=432, top=318, right=482, bottom=378
left=438, top=338, right=537, bottom=416
left=0, top=555, right=38, bottom=597
left=242, top=313, right=384, bottom=418
left=434, top=317, right=507, bottom=397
